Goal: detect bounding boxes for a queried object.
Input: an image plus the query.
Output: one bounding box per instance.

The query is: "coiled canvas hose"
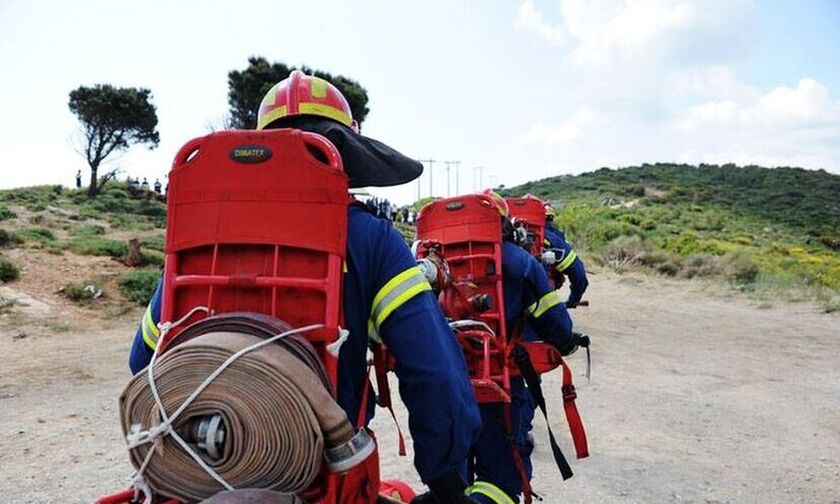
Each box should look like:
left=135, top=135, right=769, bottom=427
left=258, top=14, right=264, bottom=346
left=120, top=313, right=356, bottom=503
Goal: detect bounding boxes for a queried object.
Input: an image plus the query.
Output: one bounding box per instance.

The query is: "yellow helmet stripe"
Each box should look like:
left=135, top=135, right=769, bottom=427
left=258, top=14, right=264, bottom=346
left=310, top=77, right=328, bottom=98
left=298, top=102, right=352, bottom=126
left=257, top=105, right=289, bottom=130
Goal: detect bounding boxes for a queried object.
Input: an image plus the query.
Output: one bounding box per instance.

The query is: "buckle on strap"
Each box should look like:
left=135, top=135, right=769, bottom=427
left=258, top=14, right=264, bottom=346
left=323, top=428, right=375, bottom=473
left=562, top=384, right=577, bottom=401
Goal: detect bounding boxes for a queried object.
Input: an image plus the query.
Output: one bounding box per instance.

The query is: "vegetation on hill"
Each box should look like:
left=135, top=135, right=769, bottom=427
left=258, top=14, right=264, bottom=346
left=0, top=183, right=165, bottom=305
left=504, top=163, right=840, bottom=311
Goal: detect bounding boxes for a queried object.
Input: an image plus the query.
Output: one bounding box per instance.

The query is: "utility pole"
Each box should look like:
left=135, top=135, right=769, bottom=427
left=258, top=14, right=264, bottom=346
left=417, top=159, right=435, bottom=198
left=444, top=161, right=461, bottom=196
left=453, top=161, right=461, bottom=195
left=473, top=166, right=485, bottom=191
left=444, top=161, right=451, bottom=197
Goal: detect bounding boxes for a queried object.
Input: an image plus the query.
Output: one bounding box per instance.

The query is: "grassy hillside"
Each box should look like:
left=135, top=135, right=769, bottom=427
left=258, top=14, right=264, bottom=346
left=0, top=183, right=164, bottom=305
left=504, top=163, right=840, bottom=310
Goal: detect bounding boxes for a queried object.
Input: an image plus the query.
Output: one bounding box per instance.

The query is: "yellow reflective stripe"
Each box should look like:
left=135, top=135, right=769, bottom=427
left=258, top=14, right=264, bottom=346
left=257, top=104, right=289, bottom=130
left=369, top=266, right=432, bottom=336
left=298, top=102, right=352, bottom=126
left=367, top=320, right=381, bottom=343
left=466, top=481, right=515, bottom=504
left=310, top=77, right=328, bottom=98
left=527, top=289, right=564, bottom=318
left=144, top=307, right=160, bottom=337
left=555, top=249, right=578, bottom=272
left=141, top=305, right=159, bottom=350
left=343, top=260, right=348, bottom=273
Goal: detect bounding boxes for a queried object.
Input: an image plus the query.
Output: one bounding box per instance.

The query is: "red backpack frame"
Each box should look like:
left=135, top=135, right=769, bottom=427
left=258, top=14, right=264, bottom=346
left=416, top=194, right=512, bottom=403
left=505, top=196, right=546, bottom=257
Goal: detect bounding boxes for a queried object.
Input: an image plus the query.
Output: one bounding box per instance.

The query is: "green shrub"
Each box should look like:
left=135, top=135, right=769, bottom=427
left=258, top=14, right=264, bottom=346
left=656, top=261, right=681, bottom=276
left=139, top=234, right=165, bottom=252
left=638, top=250, right=671, bottom=267
left=118, top=269, right=160, bottom=305
left=18, top=227, right=56, bottom=243
left=108, top=213, right=155, bottom=231
left=62, top=281, right=103, bottom=304
left=589, top=221, right=641, bottom=247
left=0, top=258, right=19, bottom=282
left=0, top=229, right=22, bottom=248
left=66, top=238, right=128, bottom=258
left=602, top=235, right=648, bottom=267
left=0, top=186, right=61, bottom=210
left=682, top=254, right=724, bottom=279
left=69, top=224, right=106, bottom=237
left=140, top=249, right=165, bottom=267
left=0, top=206, right=16, bottom=221
left=723, top=252, right=760, bottom=285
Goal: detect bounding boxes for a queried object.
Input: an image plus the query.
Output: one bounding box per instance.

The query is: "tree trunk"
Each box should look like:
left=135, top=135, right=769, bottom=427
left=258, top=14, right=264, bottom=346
left=86, top=163, right=99, bottom=198
left=126, top=238, right=143, bottom=267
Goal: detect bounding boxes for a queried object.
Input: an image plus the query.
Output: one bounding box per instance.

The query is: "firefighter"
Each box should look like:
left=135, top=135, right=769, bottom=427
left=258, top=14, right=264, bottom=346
left=466, top=191, right=585, bottom=504
left=129, top=71, right=481, bottom=504
left=543, top=204, right=589, bottom=308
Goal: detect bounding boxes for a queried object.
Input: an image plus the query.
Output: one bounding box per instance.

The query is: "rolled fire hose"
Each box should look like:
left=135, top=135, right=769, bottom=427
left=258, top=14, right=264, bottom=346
left=120, top=313, right=369, bottom=503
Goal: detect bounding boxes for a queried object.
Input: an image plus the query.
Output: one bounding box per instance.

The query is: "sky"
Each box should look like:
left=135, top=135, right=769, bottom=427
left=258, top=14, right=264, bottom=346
left=1, top=0, right=838, bottom=205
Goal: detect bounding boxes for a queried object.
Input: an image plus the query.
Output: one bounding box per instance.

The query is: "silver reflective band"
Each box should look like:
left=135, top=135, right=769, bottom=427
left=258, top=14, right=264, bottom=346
left=370, top=268, right=430, bottom=327
left=324, top=428, right=376, bottom=473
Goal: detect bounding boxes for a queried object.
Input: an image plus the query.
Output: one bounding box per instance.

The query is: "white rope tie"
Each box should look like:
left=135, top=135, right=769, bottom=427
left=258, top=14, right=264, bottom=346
left=449, top=319, right=497, bottom=337
left=126, top=302, right=325, bottom=501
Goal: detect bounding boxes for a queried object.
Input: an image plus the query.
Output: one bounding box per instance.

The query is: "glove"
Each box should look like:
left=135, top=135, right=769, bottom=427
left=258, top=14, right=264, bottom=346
left=561, top=332, right=590, bottom=356
left=540, top=249, right=557, bottom=265
left=410, top=471, right=477, bottom=504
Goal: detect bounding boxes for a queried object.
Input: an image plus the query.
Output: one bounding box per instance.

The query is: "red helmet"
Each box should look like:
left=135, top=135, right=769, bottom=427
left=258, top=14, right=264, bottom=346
left=544, top=202, right=556, bottom=219
left=257, top=70, right=357, bottom=131
left=480, top=189, right=509, bottom=217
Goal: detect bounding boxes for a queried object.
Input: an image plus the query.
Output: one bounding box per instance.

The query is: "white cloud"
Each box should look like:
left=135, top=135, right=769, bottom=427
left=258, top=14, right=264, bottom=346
left=516, top=0, right=755, bottom=70
left=510, top=1, right=840, bottom=177
left=673, top=78, right=840, bottom=170
left=515, top=1, right=566, bottom=46
left=678, top=78, right=840, bottom=131
left=522, top=122, right=583, bottom=145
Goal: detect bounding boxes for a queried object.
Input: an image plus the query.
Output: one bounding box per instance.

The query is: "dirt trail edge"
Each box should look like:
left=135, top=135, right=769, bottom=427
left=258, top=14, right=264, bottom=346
left=1, top=272, right=838, bottom=503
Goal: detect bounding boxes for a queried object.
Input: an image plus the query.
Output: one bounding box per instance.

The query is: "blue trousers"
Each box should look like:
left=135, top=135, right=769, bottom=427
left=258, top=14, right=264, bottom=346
left=469, top=378, right=536, bottom=503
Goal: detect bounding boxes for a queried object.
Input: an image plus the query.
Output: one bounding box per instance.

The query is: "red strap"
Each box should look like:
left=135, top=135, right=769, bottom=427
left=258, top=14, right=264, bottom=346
left=373, top=346, right=406, bottom=456
left=561, top=360, right=589, bottom=459
left=502, top=402, right=532, bottom=504
left=356, top=365, right=373, bottom=428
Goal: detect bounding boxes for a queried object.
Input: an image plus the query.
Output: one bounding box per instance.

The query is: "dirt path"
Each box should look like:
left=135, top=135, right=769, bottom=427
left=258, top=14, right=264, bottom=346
left=1, top=272, right=838, bottom=503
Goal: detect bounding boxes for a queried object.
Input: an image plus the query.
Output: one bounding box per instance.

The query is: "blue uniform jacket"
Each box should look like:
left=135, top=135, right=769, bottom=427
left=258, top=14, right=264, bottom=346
left=502, top=240, right=574, bottom=352
left=543, top=222, right=589, bottom=307
left=129, top=205, right=481, bottom=483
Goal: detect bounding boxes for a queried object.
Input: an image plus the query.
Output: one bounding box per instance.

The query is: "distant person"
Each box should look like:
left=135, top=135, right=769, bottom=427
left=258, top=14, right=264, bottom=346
left=75, top=169, right=82, bottom=189
left=544, top=203, right=589, bottom=307
left=153, top=178, right=162, bottom=194
left=140, top=177, right=150, bottom=192
left=402, top=207, right=410, bottom=223
left=465, top=190, right=583, bottom=504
